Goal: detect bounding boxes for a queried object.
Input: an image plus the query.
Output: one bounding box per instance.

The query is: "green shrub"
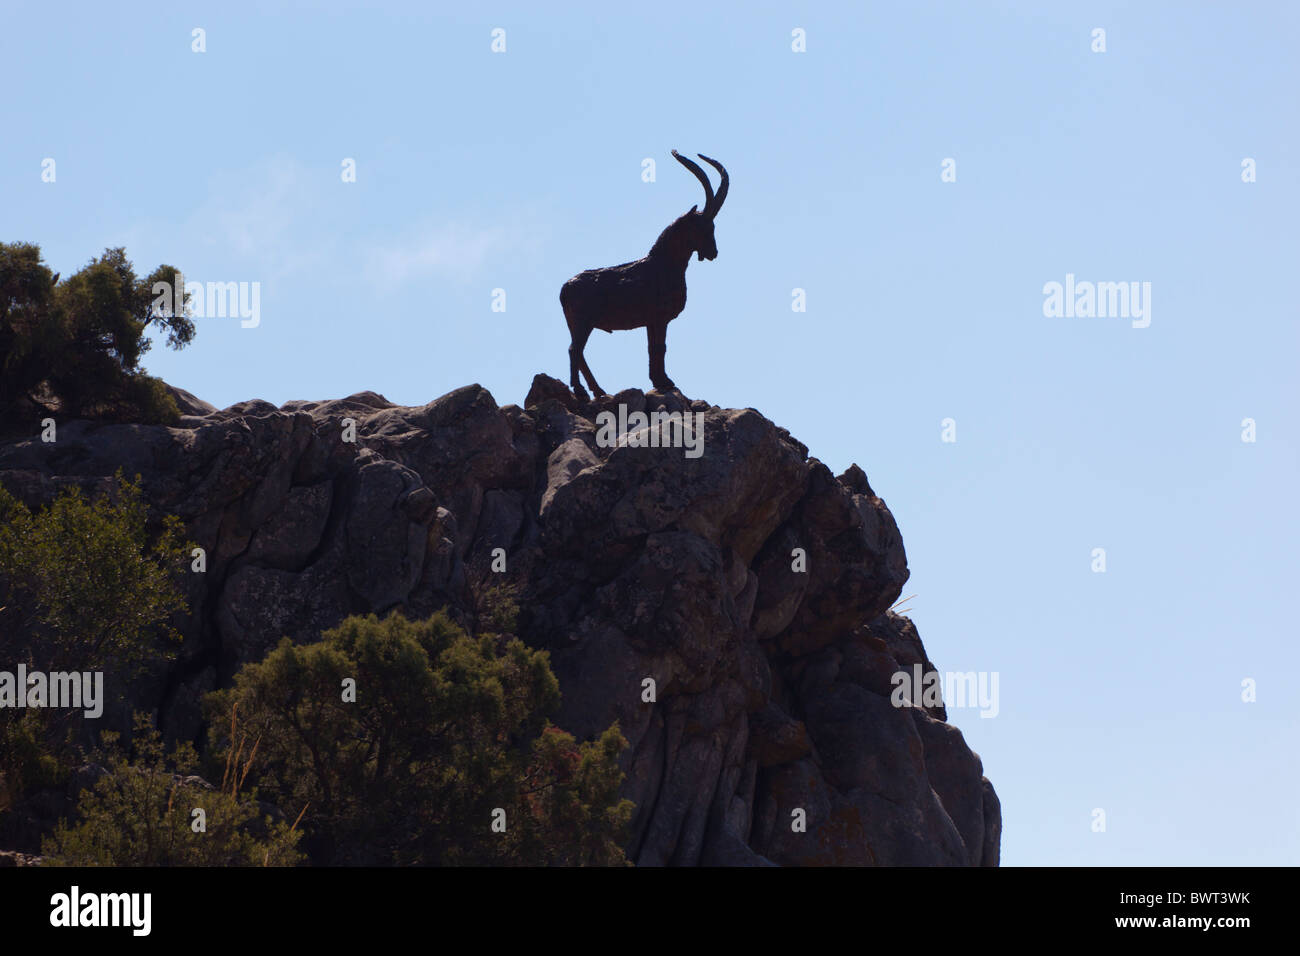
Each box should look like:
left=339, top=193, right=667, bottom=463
left=475, top=581, right=521, bottom=635
left=0, top=242, right=193, bottom=427
left=0, top=472, right=188, bottom=675
left=205, top=611, right=634, bottom=865
left=0, top=473, right=189, bottom=814
left=41, top=714, right=302, bottom=866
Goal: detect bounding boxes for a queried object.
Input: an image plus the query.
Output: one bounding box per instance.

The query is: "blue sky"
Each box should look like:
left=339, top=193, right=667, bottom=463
left=4, top=1, right=1297, bottom=866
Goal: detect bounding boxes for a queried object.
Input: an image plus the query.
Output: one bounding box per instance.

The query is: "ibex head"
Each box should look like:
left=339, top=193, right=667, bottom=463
left=671, top=150, right=729, bottom=262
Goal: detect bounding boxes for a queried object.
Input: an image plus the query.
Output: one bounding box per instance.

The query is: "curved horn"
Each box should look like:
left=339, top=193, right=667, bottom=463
left=672, top=150, right=713, bottom=214
left=697, top=154, right=728, bottom=218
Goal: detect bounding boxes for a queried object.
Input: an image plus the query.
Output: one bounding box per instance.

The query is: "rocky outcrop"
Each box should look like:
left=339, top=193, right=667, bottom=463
left=0, top=375, right=1000, bottom=866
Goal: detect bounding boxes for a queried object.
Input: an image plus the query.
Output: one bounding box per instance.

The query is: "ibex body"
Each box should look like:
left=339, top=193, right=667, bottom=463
left=561, top=151, right=729, bottom=398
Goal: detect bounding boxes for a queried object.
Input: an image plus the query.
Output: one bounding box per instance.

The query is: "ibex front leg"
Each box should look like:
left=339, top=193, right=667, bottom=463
left=647, top=322, right=674, bottom=390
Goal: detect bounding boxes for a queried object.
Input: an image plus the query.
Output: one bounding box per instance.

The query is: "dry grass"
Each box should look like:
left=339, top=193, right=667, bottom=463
left=220, top=702, right=310, bottom=866
left=220, top=702, right=263, bottom=799
left=890, top=593, right=917, bottom=616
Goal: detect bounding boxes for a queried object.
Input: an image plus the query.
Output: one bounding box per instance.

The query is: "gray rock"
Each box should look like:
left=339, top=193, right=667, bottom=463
left=0, top=373, right=1000, bottom=866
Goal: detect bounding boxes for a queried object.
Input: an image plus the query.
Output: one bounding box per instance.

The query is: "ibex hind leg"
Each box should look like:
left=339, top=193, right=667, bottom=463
left=567, top=343, right=589, bottom=402
left=565, top=317, right=603, bottom=400
left=580, top=354, right=605, bottom=398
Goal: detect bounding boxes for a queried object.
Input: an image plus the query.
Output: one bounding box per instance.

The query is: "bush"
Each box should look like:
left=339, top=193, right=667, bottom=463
left=41, top=715, right=303, bottom=866
left=205, top=611, right=634, bottom=865
left=0, top=473, right=189, bottom=815
left=0, top=472, right=187, bottom=675
left=0, top=242, right=193, bottom=427
left=475, top=581, right=521, bottom=635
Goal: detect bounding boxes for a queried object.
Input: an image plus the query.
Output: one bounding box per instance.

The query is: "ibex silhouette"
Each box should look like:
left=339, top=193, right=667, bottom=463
left=560, top=150, right=729, bottom=399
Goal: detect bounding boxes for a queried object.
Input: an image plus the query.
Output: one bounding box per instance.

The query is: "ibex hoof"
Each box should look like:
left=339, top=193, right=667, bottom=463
left=572, top=384, right=590, bottom=402
left=650, top=378, right=676, bottom=391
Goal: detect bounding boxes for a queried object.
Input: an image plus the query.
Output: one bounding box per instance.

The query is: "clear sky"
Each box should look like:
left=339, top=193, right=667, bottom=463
left=3, top=1, right=1297, bottom=866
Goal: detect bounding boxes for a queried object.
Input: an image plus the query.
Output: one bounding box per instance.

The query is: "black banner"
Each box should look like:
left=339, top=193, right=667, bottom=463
left=0, top=865, right=1277, bottom=943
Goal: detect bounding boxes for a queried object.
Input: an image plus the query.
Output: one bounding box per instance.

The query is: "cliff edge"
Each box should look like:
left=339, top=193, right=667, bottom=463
left=0, top=374, right=1000, bottom=866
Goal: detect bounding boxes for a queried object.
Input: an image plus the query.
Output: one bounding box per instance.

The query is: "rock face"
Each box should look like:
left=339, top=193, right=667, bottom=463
left=0, top=375, right=1000, bottom=866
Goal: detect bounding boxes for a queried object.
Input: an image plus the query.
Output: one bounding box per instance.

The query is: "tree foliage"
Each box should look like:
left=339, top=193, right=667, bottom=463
left=205, top=610, right=634, bottom=865
left=0, top=241, right=193, bottom=427
left=0, top=472, right=188, bottom=675
left=0, top=473, right=189, bottom=814
left=41, top=714, right=303, bottom=866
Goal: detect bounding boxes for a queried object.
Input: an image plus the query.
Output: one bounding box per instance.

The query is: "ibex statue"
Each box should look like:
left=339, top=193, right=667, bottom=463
left=560, top=150, right=729, bottom=399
